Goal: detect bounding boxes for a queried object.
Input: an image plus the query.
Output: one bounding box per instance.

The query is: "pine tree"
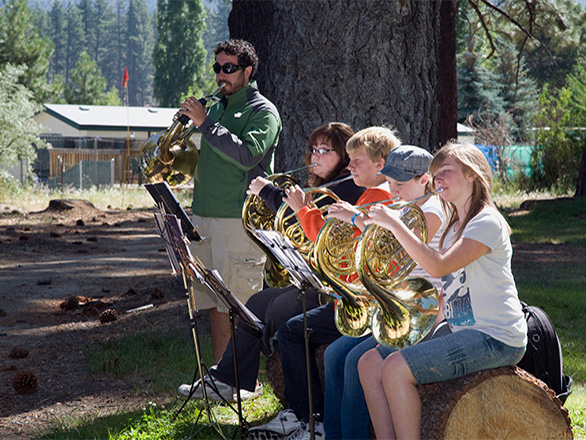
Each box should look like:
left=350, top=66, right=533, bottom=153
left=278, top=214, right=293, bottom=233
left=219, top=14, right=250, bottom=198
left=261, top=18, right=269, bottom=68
left=202, top=0, right=230, bottom=59
left=0, top=0, right=60, bottom=103
left=127, top=0, right=155, bottom=106
left=78, top=0, right=97, bottom=60
left=94, top=0, right=118, bottom=91
left=64, top=2, right=85, bottom=83
left=457, top=51, right=505, bottom=122
left=48, top=0, right=67, bottom=81
left=153, top=0, right=207, bottom=107
left=64, top=51, right=121, bottom=105
left=494, top=39, right=539, bottom=143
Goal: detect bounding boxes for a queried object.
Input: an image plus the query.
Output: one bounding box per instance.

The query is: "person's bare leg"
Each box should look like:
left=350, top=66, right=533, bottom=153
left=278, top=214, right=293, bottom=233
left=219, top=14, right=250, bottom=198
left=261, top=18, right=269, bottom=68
left=358, top=348, right=397, bottom=440
left=210, top=308, right=231, bottom=364
left=382, top=352, right=421, bottom=440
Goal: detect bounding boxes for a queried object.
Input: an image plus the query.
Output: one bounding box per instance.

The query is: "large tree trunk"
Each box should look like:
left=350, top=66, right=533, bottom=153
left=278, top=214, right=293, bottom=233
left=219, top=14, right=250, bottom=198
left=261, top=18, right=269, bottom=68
left=229, top=0, right=445, bottom=172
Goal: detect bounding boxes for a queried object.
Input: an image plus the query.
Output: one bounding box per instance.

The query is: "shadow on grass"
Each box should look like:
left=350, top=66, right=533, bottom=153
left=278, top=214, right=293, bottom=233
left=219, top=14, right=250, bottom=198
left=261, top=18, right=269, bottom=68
left=37, top=393, right=282, bottom=440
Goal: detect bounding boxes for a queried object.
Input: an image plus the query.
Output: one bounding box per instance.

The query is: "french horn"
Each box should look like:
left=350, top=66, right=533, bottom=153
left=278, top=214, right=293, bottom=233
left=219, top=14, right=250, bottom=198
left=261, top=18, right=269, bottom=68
left=139, top=84, right=225, bottom=186
left=355, top=189, right=444, bottom=348
left=241, top=164, right=315, bottom=288
left=273, top=174, right=354, bottom=262
left=313, top=216, right=375, bottom=337
left=311, top=195, right=398, bottom=338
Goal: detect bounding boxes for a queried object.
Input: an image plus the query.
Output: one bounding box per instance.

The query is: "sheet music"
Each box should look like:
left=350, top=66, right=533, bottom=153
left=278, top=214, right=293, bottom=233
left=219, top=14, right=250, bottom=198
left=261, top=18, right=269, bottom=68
left=251, top=229, right=325, bottom=291
left=154, top=209, right=181, bottom=275
left=145, top=182, right=201, bottom=242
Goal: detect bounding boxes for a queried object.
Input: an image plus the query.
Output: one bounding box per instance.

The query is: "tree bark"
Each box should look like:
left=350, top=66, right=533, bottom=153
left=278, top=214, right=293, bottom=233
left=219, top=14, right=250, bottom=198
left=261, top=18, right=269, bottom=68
left=437, top=0, right=457, bottom=150
left=229, top=0, right=443, bottom=172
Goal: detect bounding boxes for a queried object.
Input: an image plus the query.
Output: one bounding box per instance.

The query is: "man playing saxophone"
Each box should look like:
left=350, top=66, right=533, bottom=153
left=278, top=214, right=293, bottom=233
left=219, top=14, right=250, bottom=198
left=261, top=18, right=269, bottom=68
left=178, top=39, right=282, bottom=364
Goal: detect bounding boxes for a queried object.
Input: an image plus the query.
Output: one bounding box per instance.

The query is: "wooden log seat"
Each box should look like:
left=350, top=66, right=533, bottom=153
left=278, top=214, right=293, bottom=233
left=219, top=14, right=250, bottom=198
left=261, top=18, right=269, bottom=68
left=418, top=366, right=573, bottom=439
left=265, top=343, right=328, bottom=404
left=267, top=347, right=573, bottom=439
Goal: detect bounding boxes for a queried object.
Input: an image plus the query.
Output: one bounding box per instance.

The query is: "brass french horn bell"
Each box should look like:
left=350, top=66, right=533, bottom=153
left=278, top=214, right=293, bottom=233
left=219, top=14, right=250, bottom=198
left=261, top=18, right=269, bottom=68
left=311, top=194, right=397, bottom=337
left=139, top=84, right=225, bottom=186
left=356, top=189, right=444, bottom=348
left=313, top=216, right=375, bottom=337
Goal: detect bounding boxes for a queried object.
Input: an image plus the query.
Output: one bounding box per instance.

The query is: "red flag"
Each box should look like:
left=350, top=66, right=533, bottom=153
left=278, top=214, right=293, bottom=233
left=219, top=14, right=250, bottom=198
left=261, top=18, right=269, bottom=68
left=123, top=67, right=129, bottom=88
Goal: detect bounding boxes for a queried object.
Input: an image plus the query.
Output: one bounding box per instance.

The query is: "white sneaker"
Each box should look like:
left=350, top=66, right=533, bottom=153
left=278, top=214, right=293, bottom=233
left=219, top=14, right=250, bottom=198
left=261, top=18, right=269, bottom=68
left=287, top=421, right=325, bottom=440
left=248, top=409, right=303, bottom=436
left=178, top=376, right=263, bottom=402
left=177, top=375, right=234, bottom=401
left=236, top=381, right=264, bottom=400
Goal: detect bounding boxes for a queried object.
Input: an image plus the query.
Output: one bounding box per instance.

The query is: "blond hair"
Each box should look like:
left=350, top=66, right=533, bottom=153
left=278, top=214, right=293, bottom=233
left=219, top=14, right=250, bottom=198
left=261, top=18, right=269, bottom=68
left=429, top=142, right=501, bottom=247
left=346, top=126, right=401, bottom=161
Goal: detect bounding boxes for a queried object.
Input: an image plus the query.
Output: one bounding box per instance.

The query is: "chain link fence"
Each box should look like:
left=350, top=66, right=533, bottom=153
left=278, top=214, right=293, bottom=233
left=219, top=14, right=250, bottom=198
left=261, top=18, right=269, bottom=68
left=28, top=134, right=144, bottom=189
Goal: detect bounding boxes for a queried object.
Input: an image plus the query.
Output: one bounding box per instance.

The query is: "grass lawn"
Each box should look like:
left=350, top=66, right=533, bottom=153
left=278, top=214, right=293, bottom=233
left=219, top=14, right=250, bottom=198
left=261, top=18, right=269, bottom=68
left=5, top=186, right=583, bottom=439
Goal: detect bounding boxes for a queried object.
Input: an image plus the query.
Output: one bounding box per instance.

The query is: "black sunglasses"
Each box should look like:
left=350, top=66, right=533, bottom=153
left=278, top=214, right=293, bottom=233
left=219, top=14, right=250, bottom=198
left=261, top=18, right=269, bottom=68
left=213, top=62, right=244, bottom=74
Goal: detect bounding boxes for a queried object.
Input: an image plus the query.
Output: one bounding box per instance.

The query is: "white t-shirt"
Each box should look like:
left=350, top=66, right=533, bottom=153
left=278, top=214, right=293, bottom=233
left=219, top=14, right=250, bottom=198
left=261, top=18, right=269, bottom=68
left=407, top=195, right=447, bottom=291
left=441, top=206, right=527, bottom=347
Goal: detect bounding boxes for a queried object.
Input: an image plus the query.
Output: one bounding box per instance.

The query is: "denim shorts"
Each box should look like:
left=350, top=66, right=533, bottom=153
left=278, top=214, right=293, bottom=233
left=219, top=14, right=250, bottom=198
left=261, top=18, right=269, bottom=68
left=376, top=327, right=526, bottom=385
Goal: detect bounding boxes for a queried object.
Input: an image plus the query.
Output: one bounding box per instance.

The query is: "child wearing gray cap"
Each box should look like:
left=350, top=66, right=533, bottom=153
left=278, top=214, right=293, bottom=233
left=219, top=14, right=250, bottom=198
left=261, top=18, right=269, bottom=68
left=322, top=144, right=448, bottom=440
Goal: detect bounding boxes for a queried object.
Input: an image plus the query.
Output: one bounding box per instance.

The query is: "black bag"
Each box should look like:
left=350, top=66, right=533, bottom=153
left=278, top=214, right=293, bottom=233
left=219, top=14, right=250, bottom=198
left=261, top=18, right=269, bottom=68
left=517, top=302, right=573, bottom=404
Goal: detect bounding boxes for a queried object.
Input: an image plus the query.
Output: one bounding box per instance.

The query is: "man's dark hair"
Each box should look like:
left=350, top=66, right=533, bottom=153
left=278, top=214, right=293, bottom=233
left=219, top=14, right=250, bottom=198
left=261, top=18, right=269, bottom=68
left=214, top=39, right=259, bottom=80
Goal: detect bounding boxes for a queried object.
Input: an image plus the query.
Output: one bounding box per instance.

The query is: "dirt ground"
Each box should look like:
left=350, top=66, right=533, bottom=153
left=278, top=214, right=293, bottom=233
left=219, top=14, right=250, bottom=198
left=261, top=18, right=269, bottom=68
left=0, top=199, right=198, bottom=439
left=0, top=198, right=580, bottom=439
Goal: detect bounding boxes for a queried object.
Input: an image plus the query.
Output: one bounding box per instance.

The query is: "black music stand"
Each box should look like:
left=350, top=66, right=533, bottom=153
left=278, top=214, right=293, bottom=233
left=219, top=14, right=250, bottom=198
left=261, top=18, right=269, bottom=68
left=152, top=210, right=222, bottom=437
left=146, top=181, right=201, bottom=242
left=153, top=209, right=262, bottom=440
left=251, top=229, right=328, bottom=440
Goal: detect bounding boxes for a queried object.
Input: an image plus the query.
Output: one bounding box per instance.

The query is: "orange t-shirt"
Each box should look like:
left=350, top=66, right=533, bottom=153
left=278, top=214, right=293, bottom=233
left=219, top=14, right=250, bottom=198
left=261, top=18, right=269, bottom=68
left=297, top=187, right=393, bottom=243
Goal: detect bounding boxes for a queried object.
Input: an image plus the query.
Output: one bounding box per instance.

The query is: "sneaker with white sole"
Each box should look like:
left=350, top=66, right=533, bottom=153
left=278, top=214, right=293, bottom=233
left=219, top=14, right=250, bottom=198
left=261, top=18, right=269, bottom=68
left=236, top=381, right=263, bottom=400
left=178, top=376, right=263, bottom=402
left=287, top=421, right=325, bottom=440
left=177, top=375, right=234, bottom=401
left=247, top=409, right=303, bottom=436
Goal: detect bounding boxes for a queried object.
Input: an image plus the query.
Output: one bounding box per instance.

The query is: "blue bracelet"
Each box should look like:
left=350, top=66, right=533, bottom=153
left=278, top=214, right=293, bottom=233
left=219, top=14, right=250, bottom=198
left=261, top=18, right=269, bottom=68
left=351, top=212, right=359, bottom=227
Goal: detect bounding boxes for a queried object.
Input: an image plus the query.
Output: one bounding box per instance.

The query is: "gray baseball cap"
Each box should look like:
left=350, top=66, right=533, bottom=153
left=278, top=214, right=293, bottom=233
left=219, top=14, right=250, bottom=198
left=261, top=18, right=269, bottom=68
left=381, top=145, right=433, bottom=182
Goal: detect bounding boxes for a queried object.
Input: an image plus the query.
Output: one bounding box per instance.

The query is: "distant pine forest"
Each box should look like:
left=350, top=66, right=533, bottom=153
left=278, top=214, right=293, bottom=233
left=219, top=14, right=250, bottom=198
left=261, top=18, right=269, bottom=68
left=28, top=0, right=228, bottom=107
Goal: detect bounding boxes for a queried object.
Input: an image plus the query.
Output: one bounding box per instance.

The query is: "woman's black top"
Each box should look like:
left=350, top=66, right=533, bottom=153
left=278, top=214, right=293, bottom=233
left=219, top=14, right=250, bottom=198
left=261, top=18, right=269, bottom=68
left=258, top=174, right=365, bottom=213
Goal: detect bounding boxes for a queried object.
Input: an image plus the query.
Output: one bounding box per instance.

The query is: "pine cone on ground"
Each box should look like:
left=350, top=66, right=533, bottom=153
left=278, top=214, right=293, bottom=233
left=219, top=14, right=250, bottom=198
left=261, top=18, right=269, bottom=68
left=12, top=370, right=38, bottom=394
left=99, top=308, right=118, bottom=324
left=150, top=288, right=164, bottom=300
left=9, top=347, right=29, bottom=359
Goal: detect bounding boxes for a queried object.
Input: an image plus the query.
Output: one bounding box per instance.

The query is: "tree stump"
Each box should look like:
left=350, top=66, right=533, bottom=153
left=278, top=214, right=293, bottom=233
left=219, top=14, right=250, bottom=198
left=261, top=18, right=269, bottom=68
left=46, top=199, right=98, bottom=211
left=268, top=348, right=573, bottom=439
left=418, top=366, right=573, bottom=439
left=265, top=343, right=328, bottom=404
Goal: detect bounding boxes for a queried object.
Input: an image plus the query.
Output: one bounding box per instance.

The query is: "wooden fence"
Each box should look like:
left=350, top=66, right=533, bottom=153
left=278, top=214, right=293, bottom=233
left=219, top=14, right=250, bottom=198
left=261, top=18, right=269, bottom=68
left=49, top=148, right=143, bottom=184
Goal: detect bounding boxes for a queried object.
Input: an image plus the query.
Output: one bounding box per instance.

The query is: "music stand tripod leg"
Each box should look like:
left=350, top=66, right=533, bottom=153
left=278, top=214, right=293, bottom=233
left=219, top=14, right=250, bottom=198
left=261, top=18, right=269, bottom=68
left=300, top=282, right=316, bottom=440
left=229, top=309, right=249, bottom=440
left=177, top=270, right=225, bottom=439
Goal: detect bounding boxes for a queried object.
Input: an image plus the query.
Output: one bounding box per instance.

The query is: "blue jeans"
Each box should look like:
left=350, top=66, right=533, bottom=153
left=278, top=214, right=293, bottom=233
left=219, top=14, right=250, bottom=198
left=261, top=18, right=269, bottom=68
left=211, top=285, right=321, bottom=391
left=324, top=322, right=453, bottom=439
left=380, top=329, right=526, bottom=384
left=277, top=302, right=342, bottom=422
left=323, top=335, right=378, bottom=440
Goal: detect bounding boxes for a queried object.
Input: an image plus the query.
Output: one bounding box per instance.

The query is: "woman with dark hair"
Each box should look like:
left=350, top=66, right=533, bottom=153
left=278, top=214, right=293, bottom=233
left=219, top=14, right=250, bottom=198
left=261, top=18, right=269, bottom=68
left=178, top=122, right=365, bottom=406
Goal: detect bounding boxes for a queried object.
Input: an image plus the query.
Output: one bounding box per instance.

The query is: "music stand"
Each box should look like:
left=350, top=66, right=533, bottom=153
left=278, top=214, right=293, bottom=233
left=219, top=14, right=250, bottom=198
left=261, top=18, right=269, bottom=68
left=146, top=181, right=201, bottom=242
left=152, top=209, right=224, bottom=437
left=153, top=208, right=262, bottom=440
left=251, top=229, right=329, bottom=440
